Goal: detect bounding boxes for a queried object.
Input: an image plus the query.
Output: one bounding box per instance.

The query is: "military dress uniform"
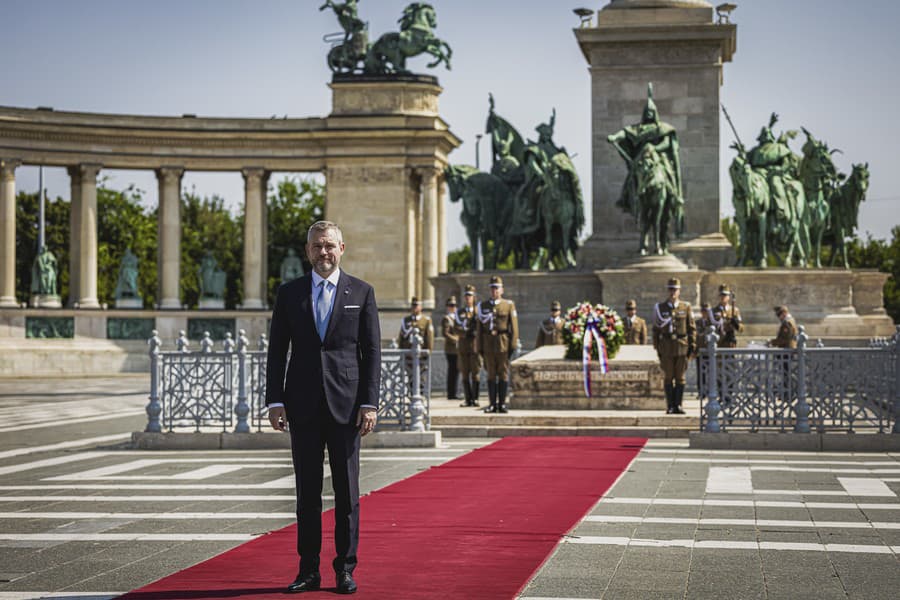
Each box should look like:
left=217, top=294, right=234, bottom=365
left=711, top=285, right=743, bottom=349
left=441, top=296, right=460, bottom=400
left=398, top=298, right=434, bottom=396
left=478, top=276, right=519, bottom=413
left=454, top=285, right=482, bottom=407
left=652, top=278, right=696, bottom=414
left=535, top=300, right=564, bottom=347
left=769, top=306, right=798, bottom=349
left=623, top=299, right=648, bottom=345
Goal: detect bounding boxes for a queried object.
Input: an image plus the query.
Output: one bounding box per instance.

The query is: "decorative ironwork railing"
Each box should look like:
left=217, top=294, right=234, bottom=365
left=146, top=330, right=431, bottom=434
left=698, top=325, right=900, bottom=434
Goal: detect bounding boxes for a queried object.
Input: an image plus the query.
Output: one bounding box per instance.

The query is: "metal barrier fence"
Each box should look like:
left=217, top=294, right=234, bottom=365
left=145, top=330, right=431, bottom=434
left=698, top=325, right=900, bottom=434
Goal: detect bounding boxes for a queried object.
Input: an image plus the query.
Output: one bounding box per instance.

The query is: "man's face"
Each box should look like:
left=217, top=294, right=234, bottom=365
left=465, top=294, right=475, bottom=307
left=668, top=287, right=680, bottom=301
left=719, top=293, right=730, bottom=306
left=552, top=308, right=561, bottom=319
left=446, top=304, right=456, bottom=314
left=306, top=229, right=344, bottom=277
left=412, top=304, right=422, bottom=316
left=627, top=307, right=636, bottom=318
left=491, top=285, right=503, bottom=300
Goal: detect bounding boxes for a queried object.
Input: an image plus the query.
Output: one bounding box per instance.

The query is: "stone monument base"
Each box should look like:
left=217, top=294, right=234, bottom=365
left=115, top=297, right=143, bottom=309
left=432, top=267, right=894, bottom=349
left=30, top=294, right=61, bottom=308
left=198, top=298, right=225, bottom=310
left=511, top=344, right=664, bottom=410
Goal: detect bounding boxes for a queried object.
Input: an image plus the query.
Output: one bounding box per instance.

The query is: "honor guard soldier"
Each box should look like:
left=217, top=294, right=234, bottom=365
left=652, top=278, right=696, bottom=414
left=398, top=296, right=434, bottom=351
left=623, top=299, right=648, bottom=345
left=535, top=300, right=564, bottom=347
left=477, top=276, right=519, bottom=413
left=769, top=305, right=798, bottom=349
left=696, top=302, right=713, bottom=335
left=711, top=284, right=743, bottom=348
left=441, top=296, right=460, bottom=400
left=454, top=284, right=482, bottom=407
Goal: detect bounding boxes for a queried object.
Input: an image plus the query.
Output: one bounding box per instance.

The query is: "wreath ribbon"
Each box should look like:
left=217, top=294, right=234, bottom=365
left=582, top=317, right=609, bottom=397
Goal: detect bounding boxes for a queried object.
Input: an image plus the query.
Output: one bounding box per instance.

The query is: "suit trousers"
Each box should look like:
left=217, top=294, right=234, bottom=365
left=483, top=351, right=509, bottom=381
left=458, top=351, right=481, bottom=382
left=289, top=397, right=361, bottom=576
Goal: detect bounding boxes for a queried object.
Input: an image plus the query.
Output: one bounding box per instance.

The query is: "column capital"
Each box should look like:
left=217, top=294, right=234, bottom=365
left=77, top=163, right=103, bottom=180
left=415, top=166, right=441, bottom=182
left=0, top=159, right=21, bottom=181
left=155, top=166, right=184, bottom=184
left=241, top=167, right=268, bottom=183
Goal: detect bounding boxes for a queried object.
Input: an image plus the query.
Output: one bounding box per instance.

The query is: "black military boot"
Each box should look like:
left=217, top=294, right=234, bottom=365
left=672, top=384, right=686, bottom=414
left=664, top=383, right=674, bottom=414
left=459, top=380, right=472, bottom=407
left=471, top=380, right=480, bottom=407
left=497, top=380, right=509, bottom=413
left=484, top=381, right=497, bottom=413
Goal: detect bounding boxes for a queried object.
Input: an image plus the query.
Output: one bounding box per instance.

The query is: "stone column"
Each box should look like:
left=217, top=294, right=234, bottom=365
left=67, top=167, right=82, bottom=307
left=419, top=167, right=440, bottom=308
left=0, top=159, right=21, bottom=308
left=405, top=169, right=419, bottom=302
left=438, top=176, right=448, bottom=274
left=156, top=167, right=184, bottom=309
left=241, top=168, right=267, bottom=310
left=76, top=164, right=102, bottom=309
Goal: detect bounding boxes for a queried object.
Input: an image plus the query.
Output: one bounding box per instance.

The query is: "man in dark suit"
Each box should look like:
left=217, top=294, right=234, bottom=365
left=266, top=220, right=381, bottom=595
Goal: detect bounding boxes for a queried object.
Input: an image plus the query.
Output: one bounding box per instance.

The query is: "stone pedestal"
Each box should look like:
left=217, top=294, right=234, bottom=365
left=511, top=344, right=665, bottom=410
left=575, top=0, right=736, bottom=269
left=115, top=297, right=143, bottom=309
left=198, top=298, right=225, bottom=310
left=31, top=294, right=62, bottom=309
left=327, top=76, right=458, bottom=310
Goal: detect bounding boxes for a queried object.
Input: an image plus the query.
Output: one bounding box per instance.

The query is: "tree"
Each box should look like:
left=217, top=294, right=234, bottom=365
left=266, top=176, right=325, bottom=306
left=846, top=229, right=900, bottom=324
left=447, top=242, right=515, bottom=273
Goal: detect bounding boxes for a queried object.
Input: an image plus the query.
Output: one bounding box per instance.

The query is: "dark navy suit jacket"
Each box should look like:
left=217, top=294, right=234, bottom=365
left=265, top=271, right=381, bottom=425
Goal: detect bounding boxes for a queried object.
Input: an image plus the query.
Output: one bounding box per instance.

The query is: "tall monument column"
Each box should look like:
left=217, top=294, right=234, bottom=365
left=419, top=167, right=440, bottom=308
left=76, top=164, right=102, bottom=309
left=241, top=168, right=268, bottom=309
left=156, top=167, right=184, bottom=309
left=575, top=0, right=736, bottom=268
left=0, top=159, right=21, bottom=308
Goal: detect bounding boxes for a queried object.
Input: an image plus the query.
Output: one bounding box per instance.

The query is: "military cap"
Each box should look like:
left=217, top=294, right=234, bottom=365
left=489, top=275, right=503, bottom=287
left=446, top=296, right=457, bottom=306
left=410, top=296, right=421, bottom=306
left=718, top=284, right=733, bottom=296
left=551, top=300, right=561, bottom=310
left=625, top=299, right=637, bottom=309
left=774, top=305, right=787, bottom=315
left=464, top=284, right=476, bottom=296
left=667, top=278, right=681, bottom=289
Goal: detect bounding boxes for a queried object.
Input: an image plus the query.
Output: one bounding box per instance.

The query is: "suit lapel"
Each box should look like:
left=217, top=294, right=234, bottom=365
left=324, top=271, right=351, bottom=342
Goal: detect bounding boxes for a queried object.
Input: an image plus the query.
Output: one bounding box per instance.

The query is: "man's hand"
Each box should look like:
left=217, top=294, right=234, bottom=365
left=357, top=407, right=377, bottom=436
left=268, top=406, right=287, bottom=432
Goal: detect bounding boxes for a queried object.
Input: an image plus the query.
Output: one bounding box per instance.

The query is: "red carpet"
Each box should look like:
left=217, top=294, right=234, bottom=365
left=118, top=436, right=645, bottom=600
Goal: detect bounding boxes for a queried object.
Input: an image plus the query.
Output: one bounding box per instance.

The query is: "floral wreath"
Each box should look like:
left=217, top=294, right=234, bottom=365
left=562, top=301, right=625, bottom=361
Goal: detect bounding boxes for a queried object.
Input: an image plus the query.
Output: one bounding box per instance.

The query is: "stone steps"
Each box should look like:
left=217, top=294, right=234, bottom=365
left=430, top=413, right=697, bottom=438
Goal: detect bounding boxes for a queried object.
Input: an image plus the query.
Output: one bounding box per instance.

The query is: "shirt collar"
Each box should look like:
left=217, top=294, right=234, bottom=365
left=311, top=268, right=341, bottom=289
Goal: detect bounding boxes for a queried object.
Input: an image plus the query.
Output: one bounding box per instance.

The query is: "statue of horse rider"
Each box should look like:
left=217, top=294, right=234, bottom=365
left=607, top=84, right=684, bottom=235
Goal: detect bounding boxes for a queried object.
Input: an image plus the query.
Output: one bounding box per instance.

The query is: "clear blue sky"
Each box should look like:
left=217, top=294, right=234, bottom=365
left=3, top=0, right=898, bottom=251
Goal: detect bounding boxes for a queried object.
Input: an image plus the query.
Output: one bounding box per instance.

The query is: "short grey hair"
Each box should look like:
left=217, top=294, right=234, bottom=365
left=306, top=220, right=343, bottom=244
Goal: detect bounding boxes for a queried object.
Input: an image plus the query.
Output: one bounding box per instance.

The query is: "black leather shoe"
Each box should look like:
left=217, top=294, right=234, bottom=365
left=287, top=572, right=320, bottom=593
left=672, top=406, right=685, bottom=415
left=483, top=404, right=497, bottom=413
left=498, top=405, right=509, bottom=413
left=336, top=571, right=357, bottom=594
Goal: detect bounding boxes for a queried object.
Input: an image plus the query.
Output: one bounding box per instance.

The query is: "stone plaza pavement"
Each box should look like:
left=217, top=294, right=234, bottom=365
left=0, top=377, right=899, bottom=599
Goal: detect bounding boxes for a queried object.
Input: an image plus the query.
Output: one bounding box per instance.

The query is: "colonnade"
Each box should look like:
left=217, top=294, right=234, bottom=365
left=0, top=162, right=272, bottom=310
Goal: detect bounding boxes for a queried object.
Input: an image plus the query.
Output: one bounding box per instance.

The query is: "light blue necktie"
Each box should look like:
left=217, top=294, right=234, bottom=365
left=316, top=280, right=332, bottom=340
